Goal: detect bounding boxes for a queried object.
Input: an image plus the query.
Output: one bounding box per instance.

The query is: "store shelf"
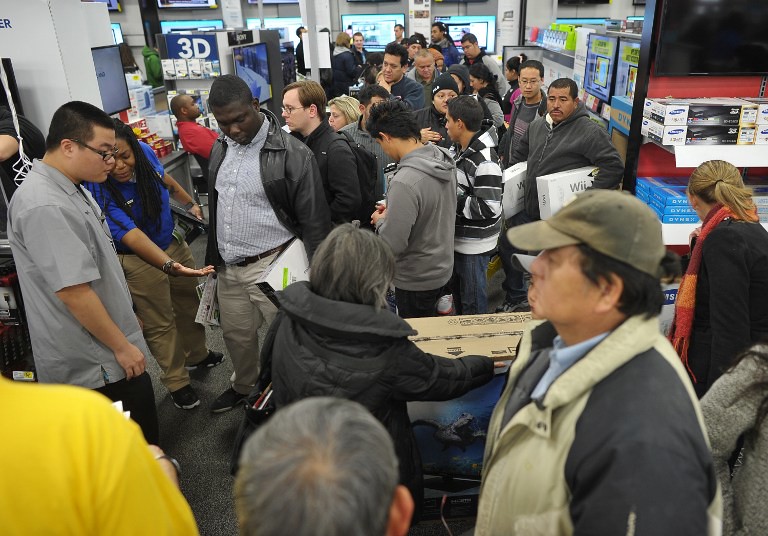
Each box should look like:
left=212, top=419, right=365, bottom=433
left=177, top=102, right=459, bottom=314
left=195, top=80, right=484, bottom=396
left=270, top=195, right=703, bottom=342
left=663, top=222, right=768, bottom=245
left=646, top=139, right=768, bottom=168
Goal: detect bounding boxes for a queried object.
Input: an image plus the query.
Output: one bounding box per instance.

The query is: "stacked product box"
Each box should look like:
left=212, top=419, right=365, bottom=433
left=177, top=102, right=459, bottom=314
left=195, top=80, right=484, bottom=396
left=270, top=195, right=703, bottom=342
left=641, top=97, right=762, bottom=146
left=636, top=177, right=768, bottom=224
left=161, top=58, right=221, bottom=81
left=127, top=118, right=173, bottom=159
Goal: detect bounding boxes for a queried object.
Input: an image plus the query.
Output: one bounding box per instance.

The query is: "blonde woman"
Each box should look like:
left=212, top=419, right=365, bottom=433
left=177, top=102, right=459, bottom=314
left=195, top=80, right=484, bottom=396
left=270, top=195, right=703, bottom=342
left=670, top=160, right=768, bottom=398
left=328, top=95, right=361, bottom=131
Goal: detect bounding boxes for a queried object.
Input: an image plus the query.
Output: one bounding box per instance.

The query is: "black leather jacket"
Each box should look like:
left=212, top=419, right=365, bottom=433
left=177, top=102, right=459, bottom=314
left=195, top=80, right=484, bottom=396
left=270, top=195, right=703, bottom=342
left=205, top=109, right=332, bottom=266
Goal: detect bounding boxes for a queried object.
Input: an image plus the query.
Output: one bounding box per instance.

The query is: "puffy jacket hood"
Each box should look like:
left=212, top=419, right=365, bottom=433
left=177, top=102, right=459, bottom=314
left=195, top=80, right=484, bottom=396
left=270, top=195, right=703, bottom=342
left=397, top=143, right=455, bottom=183
left=447, top=64, right=471, bottom=95
left=141, top=46, right=158, bottom=59
left=333, top=46, right=352, bottom=57
left=278, top=281, right=417, bottom=339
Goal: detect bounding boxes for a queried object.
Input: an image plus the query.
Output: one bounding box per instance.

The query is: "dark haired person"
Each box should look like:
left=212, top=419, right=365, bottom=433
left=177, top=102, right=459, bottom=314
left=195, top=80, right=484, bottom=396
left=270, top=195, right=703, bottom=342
left=368, top=100, right=457, bottom=318
left=261, top=225, right=495, bottom=521
left=85, top=119, right=222, bottom=410
left=361, top=52, right=384, bottom=86
left=671, top=160, right=768, bottom=398
left=430, top=22, right=460, bottom=68
left=499, top=77, right=624, bottom=313
left=7, top=101, right=158, bottom=443
left=502, top=53, right=527, bottom=121
left=295, top=26, right=308, bottom=76
left=702, top=343, right=768, bottom=535
left=206, top=75, right=331, bottom=413
left=445, top=96, right=502, bottom=314
left=352, top=31, right=368, bottom=68
left=447, top=63, right=472, bottom=95
left=170, top=94, right=218, bottom=163
left=393, top=23, right=406, bottom=46
left=460, top=33, right=506, bottom=97
left=340, top=84, right=394, bottom=199
left=414, top=72, right=459, bottom=150
left=380, top=43, right=424, bottom=110
left=477, top=190, right=721, bottom=535
left=405, top=34, right=427, bottom=70
left=469, top=62, right=504, bottom=129
left=282, top=80, right=360, bottom=224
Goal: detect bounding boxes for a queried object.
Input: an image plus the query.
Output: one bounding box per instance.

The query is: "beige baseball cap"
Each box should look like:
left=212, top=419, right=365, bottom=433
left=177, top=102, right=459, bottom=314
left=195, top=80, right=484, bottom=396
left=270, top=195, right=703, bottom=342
left=506, top=190, right=665, bottom=278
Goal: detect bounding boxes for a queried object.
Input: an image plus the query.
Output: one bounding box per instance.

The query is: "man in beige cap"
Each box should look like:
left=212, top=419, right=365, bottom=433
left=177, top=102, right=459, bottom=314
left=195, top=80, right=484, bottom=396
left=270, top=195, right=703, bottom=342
left=475, top=190, right=721, bottom=535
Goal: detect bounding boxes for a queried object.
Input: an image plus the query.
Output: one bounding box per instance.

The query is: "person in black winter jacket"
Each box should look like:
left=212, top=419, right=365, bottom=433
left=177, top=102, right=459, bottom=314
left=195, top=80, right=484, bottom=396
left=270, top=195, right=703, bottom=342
left=330, top=32, right=359, bottom=98
left=262, top=224, right=496, bottom=523
left=414, top=72, right=460, bottom=149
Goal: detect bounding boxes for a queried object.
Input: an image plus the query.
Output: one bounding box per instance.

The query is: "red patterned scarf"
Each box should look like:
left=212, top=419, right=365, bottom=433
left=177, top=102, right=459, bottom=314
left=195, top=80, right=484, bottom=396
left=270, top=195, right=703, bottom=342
left=670, top=203, right=758, bottom=379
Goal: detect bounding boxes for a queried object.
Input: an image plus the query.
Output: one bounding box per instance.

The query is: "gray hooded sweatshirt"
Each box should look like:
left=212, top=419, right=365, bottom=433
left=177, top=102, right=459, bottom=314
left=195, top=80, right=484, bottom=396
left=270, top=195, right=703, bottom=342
left=376, top=144, right=457, bottom=291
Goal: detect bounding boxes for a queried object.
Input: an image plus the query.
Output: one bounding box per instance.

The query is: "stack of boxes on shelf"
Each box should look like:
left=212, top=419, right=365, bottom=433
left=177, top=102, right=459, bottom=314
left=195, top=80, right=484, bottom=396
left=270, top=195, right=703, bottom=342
left=125, top=117, right=174, bottom=159
left=161, top=57, right=221, bottom=81
left=167, top=89, right=219, bottom=136
left=641, top=97, right=767, bottom=146
left=636, top=176, right=768, bottom=224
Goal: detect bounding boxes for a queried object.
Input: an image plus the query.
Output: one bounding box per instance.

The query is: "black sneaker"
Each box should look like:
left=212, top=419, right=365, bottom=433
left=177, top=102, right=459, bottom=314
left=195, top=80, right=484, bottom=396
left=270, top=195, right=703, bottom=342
left=186, top=350, right=225, bottom=371
left=211, top=387, right=247, bottom=414
left=170, top=385, right=201, bottom=410
left=496, top=300, right=531, bottom=313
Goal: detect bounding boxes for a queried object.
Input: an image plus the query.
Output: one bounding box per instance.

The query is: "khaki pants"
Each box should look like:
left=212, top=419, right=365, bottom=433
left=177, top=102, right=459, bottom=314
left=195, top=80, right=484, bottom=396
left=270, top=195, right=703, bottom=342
left=216, top=254, right=279, bottom=395
left=120, top=240, right=208, bottom=392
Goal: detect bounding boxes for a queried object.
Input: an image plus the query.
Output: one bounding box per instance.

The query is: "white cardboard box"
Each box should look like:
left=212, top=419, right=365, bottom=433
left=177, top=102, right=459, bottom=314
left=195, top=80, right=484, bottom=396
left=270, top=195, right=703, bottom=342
left=743, top=98, right=768, bottom=125
left=537, top=166, right=597, bottom=219
left=502, top=162, right=527, bottom=219
left=256, top=239, right=310, bottom=306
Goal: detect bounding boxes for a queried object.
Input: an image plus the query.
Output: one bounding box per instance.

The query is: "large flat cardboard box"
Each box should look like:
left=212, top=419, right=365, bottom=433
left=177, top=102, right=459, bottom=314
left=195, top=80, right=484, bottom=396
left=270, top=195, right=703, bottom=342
left=256, top=239, right=309, bottom=306
left=537, top=166, right=597, bottom=219
left=502, top=162, right=527, bottom=219
left=407, top=313, right=530, bottom=361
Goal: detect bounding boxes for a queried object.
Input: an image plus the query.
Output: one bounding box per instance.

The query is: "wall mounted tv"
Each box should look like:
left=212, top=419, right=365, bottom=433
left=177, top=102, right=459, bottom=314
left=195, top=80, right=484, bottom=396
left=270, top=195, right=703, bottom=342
left=87, top=0, right=122, bottom=11
left=340, top=14, right=406, bottom=51
left=246, top=17, right=304, bottom=49
left=433, top=15, right=496, bottom=54
left=157, top=0, right=218, bottom=8
left=160, top=19, right=224, bottom=33
left=583, top=33, right=618, bottom=103
left=558, top=0, right=610, bottom=4
left=111, top=23, right=123, bottom=44
left=233, top=43, right=272, bottom=103
left=247, top=0, right=298, bottom=3
left=655, top=0, right=768, bottom=75
left=91, top=45, right=130, bottom=116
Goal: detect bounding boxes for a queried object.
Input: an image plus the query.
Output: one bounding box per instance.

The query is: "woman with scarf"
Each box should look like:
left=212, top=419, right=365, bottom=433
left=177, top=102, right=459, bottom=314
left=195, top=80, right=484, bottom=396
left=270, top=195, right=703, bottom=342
left=86, top=119, right=221, bottom=411
left=670, top=160, right=768, bottom=398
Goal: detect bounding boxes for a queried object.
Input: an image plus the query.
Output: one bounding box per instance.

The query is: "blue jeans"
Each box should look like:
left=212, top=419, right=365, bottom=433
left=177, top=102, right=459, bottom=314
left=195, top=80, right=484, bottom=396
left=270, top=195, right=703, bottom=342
left=453, top=252, right=491, bottom=315
left=499, top=211, right=533, bottom=304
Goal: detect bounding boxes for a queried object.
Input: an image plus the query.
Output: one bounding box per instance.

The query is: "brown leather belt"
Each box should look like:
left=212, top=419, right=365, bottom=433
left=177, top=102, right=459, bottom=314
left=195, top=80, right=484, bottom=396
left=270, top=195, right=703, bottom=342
left=232, top=242, right=288, bottom=267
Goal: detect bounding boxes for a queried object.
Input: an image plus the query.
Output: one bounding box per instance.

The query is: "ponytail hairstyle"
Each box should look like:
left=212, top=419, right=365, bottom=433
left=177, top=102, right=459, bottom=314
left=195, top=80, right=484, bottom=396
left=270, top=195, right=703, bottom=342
left=688, top=160, right=756, bottom=221
left=106, top=119, right=166, bottom=232
left=505, top=53, right=528, bottom=73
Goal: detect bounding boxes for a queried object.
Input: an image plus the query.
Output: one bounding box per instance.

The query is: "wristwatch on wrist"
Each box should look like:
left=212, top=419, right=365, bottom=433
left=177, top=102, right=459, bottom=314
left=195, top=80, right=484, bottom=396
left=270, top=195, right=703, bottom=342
left=161, top=259, right=175, bottom=274
left=184, top=201, right=195, bottom=210
left=155, top=453, right=181, bottom=476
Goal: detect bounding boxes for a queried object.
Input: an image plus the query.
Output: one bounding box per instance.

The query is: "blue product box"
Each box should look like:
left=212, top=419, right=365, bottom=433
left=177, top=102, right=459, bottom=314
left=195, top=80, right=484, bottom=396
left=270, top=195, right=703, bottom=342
left=609, top=96, right=633, bottom=136
left=650, top=185, right=690, bottom=206
left=649, top=199, right=697, bottom=215
left=651, top=205, right=700, bottom=223
left=637, top=176, right=690, bottom=190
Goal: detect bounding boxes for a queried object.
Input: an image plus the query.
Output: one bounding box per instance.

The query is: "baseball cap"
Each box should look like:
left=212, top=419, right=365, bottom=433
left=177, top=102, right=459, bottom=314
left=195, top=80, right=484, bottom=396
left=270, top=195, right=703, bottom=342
left=511, top=254, right=536, bottom=274
left=506, top=190, right=665, bottom=278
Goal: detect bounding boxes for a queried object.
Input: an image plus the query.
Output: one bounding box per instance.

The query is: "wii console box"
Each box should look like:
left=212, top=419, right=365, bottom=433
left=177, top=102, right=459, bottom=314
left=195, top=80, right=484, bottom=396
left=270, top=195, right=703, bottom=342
left=256, top=239, right=310, bottom=307
left=536, top=166, right=597, bottom=219
left=502, top=162, right=527, bottom=219
left=643, top=98, right=758, bottom=126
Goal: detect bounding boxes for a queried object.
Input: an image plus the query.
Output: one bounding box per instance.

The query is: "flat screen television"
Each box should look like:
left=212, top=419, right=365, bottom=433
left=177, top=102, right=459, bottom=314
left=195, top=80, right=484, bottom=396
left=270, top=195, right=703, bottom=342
left=559, top=0, right=610, bottom=4
left=110, top=23, right=124, bottom=44
left=247, top=0, right=298, bottom=3
left=86, top=0, right=122, bottom=11
left=615, top=39, right=640, bottom=100
left=655, top=0, right=768, bottom=75
left=246, top=17, right=304, bottom=49
left=433, top=15, right=496, bottom=54
left=91, top=45, right=131, bottom=116
left=340, top=14, right=406, bottom=52
left=160, top=19, right=224, bottom=33
left=232, top=43, right=271, bottom=103
left=157, top=0, right=218, bottom=8
left=583, top=33, right=618, bottom=103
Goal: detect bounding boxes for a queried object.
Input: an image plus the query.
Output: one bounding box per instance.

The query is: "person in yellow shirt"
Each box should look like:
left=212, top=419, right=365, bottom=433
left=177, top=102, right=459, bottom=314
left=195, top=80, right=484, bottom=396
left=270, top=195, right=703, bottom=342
left=0, top=376, right=198, bottom=535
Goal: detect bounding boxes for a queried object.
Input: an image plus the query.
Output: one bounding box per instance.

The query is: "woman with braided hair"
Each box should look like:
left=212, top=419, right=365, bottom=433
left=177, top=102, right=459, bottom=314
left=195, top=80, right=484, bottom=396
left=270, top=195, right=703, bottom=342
left=670, top=159, right=768, bottom=398
left=85, top=119, right=222, bottom=411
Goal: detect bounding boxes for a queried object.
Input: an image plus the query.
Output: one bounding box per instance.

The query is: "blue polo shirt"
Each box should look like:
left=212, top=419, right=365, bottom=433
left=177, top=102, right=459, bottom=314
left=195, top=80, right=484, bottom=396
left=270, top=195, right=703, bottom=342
left=86, top=142, right=175, bottom=253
